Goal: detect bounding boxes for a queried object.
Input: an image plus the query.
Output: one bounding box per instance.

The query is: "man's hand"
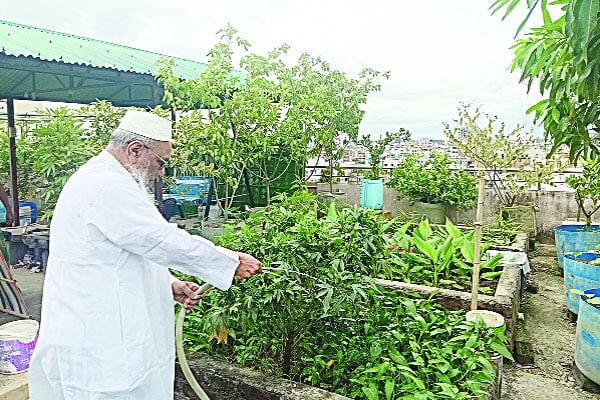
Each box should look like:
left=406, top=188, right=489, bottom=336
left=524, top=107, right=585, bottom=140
left=235, top=252, right=262, bottom=279
left=171, top=280, right=204, bottom=313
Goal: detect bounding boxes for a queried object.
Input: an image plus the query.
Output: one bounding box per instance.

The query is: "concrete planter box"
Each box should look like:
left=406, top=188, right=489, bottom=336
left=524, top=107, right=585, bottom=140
left=175, top=355, right=351, bottom=400
left=175, top=353, right=502, bottom=400
left=375, top=262, right=522, bottom=354
left=173, top=231, right=523, bottom=400
left=374, top=231, right=526, bottom=353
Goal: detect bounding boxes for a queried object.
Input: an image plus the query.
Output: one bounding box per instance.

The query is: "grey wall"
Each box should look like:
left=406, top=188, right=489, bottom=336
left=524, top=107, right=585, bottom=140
left=316, top=183, right=596, bottom=241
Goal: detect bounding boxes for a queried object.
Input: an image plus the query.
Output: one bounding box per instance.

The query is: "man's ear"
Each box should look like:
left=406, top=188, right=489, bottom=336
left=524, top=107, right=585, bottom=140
left=126, top=140, right=145, bottom=160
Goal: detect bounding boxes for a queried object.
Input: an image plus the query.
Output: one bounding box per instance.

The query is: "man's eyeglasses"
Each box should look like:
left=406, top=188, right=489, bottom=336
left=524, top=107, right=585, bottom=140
left=143, top=145, right=169, bottom=169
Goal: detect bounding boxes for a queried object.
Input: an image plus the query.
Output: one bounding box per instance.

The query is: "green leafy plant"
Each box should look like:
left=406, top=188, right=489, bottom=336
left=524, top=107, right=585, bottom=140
left=301, top=62, right=390, bottom=194
left=178, top=192, right=510, bottom=399
left=383, top=219, right=504, bottom=292
left=157, top=25, right=388, bottom=209
left=0, top=123, right=39, bottom=200
left=491, top=0, right=600, bottom=162
left=30, top=108, right=92, bottom=220
left=387, top=152, right=477, bottom=210
left=185, top=284, right=508, bottom=399
left=443, top=103, right=565, bottom=207
left=0, top=101, right=125, bottom=221
left=565, top=157, right=600, bottom=231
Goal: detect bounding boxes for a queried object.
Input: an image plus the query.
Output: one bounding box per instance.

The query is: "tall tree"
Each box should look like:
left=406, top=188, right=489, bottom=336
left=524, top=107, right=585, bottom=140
left=356, top=128, right=411, bottom=180
left=157, top=25, right=388, bottom=207
left=491, top=0, right=600, bottom=161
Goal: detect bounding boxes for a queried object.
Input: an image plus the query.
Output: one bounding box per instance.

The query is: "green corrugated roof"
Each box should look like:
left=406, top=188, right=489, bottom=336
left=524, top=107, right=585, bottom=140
left=0, top=19, right=244, bottom=81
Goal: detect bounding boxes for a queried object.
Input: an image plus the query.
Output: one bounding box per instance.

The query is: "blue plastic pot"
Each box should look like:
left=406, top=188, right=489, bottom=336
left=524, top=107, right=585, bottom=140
left=575, top=288, right=600, bottom=385
left=564, top=252, right=600, bottom=314
left=554, top=225, right=600, bottom=269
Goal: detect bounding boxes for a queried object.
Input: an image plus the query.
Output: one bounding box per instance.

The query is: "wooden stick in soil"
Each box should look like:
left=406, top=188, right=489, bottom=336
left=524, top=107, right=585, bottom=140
left=471, top=175, right=486, bottom=310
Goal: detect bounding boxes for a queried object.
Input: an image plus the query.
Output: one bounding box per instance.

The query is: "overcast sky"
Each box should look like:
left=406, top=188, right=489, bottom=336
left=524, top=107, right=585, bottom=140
left=0, top=0, right=546, bottom=139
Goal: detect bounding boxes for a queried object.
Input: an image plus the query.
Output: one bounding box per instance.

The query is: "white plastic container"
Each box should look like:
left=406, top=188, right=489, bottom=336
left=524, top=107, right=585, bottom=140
left=0, top=320, right=39, bottom=374
left=18, top=205, right=31, bottom=226
left=466, top=310, right=505, bottom=329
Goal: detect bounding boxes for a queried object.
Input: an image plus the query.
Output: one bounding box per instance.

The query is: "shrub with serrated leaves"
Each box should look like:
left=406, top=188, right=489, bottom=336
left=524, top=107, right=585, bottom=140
left=180, top=190, right=510, bottom=399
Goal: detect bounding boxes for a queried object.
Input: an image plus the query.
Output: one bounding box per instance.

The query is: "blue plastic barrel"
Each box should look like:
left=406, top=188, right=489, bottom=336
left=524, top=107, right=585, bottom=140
left=359, top=179, right=383, bottom=210
left=575, top=288, right=600, bottom=385
left=564, top=252, right=600, bottom=314
left=19, top=202, right=37, bottom=223
left=555, top=225, right=600, bottom=269
left=0, top=202, right=6, bottom=223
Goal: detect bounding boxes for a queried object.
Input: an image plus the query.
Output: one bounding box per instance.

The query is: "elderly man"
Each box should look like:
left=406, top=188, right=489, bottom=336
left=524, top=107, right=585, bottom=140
left=28, top=110, right=262, bottom=399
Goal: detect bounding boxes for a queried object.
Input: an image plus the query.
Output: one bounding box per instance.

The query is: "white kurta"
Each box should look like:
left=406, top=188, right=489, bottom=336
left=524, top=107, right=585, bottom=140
left=28, top=151, right=239, bottom=400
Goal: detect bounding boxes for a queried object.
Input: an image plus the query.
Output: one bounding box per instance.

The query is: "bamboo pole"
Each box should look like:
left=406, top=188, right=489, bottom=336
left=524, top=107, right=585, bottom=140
left=471, top=175, right=486, bottom=310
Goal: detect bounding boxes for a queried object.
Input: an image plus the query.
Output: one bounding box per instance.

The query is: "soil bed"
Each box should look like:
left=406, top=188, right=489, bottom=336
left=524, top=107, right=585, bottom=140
left=501, top=243, right=600, bottom=399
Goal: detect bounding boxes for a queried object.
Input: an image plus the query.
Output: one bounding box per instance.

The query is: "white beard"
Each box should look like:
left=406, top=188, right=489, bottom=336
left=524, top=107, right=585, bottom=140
left=130, top=167, right=155, bottom=203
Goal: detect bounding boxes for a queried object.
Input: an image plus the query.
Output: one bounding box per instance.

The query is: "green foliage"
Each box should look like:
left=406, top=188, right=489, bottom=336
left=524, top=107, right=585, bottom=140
left=156, top=27, right=259, bottom=215
left=219, top=190, right=388, bottom=278
left=0, top=124, right=38, bottom=199
left=295, top=57, right=390, bottom=193
left=78, top=100, right=126, bottom=153
left=387, top=152, right=478, bottom=210
left=491, top=0, right=600, bottom=162
left=383, top=219, right=504, bottom=292
left=187, top=286, right=506, bottom=399
left=356, top=129, right=411, bottom=180
left=443, top=103, right=565, bottom=206
left=29, top=108, right=90, bottom=220
left=180, top=192, right=509, bottom=398
left=566, top=157, right=600, bottom=230
left=0, top=101, right=130, bottom=221
left=157, top=24, right=388, bottom=208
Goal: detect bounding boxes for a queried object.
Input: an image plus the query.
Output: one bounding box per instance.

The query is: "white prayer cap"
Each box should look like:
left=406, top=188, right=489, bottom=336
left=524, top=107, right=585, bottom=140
left=117, top=110, right=172, bottom=142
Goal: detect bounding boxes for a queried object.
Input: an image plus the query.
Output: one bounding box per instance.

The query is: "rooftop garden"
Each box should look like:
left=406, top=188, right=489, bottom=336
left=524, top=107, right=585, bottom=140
left=5, top=1, right=600, bottom=396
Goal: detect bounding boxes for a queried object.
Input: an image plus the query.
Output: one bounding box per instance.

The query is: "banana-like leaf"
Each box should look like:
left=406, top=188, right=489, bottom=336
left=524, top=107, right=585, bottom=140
left=445, top=219, right=463, bottom=239
left=412, top=234, right=437, bottom=264
left=326, top=202, right=338, bottom=219
left=460, top=239, right=476, bottom=264
left=481, top=253, right=505, bottom=271
left=416, top=219, right=432, bottom=240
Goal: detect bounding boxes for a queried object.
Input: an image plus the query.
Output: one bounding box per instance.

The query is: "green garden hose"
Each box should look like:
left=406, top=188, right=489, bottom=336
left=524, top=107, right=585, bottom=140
left=175, top=282, right=214, bottom=400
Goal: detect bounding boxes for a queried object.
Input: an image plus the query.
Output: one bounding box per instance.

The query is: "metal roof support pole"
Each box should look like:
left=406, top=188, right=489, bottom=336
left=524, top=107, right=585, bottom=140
left=6, top=98, right=19, bottom=227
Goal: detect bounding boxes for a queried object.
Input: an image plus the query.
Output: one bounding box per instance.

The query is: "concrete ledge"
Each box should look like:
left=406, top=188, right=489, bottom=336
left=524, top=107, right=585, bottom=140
left=176, top=353, right=502, bottom=400
left=175, top=355, right=351, bottom=400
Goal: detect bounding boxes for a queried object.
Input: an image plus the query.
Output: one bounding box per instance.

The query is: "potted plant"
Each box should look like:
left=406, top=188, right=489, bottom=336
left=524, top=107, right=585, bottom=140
left=355, top=128, right=410, bottom=209
left=554, top=158, right=600, bottom=269
left=386, top=152, right=477, bottom=224
left=564, top=252, right=600, bottom=315
left=573, top=288, right=600, bottom=386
